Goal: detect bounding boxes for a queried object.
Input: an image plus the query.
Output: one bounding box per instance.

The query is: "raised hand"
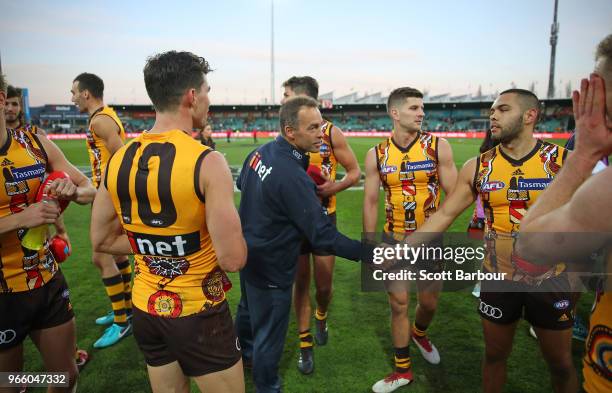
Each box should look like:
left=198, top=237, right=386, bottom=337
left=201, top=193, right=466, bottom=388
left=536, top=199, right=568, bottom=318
left=572, top=73, right=612, bottom=162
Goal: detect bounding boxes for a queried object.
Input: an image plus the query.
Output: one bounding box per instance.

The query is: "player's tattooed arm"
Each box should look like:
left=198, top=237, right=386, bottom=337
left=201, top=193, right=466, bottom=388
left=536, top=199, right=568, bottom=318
left=91, top=178, right=132, bottom=255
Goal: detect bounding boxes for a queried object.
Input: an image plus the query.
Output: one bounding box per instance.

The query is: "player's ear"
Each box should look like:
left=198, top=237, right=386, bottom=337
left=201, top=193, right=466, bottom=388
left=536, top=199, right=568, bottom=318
left=523, top=108, right=538, bottom=125
left=0, top=90, right=5, bottom=108
left=389, top=107, right=399, bottom=121
left=185, top=88, right=197, bottom=108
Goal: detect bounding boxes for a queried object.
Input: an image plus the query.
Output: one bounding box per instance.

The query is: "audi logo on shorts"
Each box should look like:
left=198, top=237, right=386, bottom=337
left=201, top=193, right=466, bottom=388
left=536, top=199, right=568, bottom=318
left=479, top=301, right=503, bottom=319
left=0, top=329, right=17, bottom=345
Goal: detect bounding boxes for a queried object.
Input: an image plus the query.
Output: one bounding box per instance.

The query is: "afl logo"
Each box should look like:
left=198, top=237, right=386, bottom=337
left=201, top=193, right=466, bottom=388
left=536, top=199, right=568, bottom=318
left=553, top=300, right=570, bottom=310
left=482, top=181, right=505, bottom=192
left=319, top=144, right=331, bottom=157
left=147, top=290, right=182, bottom=318
left=380, top=165, right=397, bottom=175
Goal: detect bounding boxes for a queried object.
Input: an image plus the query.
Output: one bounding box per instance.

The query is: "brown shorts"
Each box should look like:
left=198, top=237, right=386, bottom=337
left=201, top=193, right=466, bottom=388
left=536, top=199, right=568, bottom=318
left=0, top=270, right=74, bottom=350
left=300, top=212, right=337, bottom=256
left=479, top=272, right=574, bottom=329
left=132, top=300, right=241, bottom=377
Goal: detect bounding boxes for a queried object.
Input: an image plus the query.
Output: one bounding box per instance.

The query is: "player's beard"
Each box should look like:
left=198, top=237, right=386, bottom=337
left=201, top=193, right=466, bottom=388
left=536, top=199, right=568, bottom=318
left=494, top=115, right=523, bottom=144
left=5, top=112, right=18, bottom=124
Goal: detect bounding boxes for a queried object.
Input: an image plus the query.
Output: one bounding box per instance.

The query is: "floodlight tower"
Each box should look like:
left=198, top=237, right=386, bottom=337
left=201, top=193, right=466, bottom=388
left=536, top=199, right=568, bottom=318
left=270, top=0, right=276, bottom=104
left=547, top=0, right=559, bottom=99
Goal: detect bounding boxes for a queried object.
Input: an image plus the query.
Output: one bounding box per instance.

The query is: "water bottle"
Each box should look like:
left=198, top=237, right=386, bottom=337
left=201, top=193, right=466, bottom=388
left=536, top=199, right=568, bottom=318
left=21, top=194, right=57, bottom=251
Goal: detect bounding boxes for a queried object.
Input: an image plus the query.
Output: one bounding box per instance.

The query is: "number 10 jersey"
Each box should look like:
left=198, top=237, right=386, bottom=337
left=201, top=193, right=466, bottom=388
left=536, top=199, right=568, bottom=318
left=105, top=129, right=229, bottom=318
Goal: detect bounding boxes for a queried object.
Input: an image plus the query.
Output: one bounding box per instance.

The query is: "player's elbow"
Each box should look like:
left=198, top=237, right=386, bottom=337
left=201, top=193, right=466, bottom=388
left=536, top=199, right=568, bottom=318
left=75, top=184, right=97, bottom=205
left=347, top=167, right=361, bottom=186
left=91, top=232, right=110, bottom=254
left=514, top=235, right=551, bottom=265
left=216, top=239, right=247, bottom=272
left=363, top=197, right=378, bottom=213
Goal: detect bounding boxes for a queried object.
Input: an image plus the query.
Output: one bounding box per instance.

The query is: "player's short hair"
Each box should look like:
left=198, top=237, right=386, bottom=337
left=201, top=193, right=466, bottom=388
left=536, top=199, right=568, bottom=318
left=282, top=76, right=319, bottom=99
left=499, top=88, right=541, bottom=122
left=7, top=85, right=21, bottom=100
left=144, top=51, right=211, bottom=112
left=0, top=74, right=7, bottom=94
left=596, top=34, right=612, bottom=61
left=279, top=96, right=319, bottom=136
left=595, top=34, right=612, bottom=77
left=73, top=73, right=104, bottom=99
left=387, top=87, right=423, bottom=113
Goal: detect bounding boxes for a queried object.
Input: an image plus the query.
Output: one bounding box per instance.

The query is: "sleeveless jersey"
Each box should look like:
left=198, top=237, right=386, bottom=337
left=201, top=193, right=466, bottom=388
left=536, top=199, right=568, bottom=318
left=105, top=129, right=228, bottom=318
left=12, top=123, right=40, bottom=135
left=583, top=253, right=612, bottom=393
left=87, top=106, right=126, bottom=188
left=375, top=132, right=440, bottom=235
left=309, top=121, right=338, bottom=214
left=0, top=128, right=58, bottom=293
left=474, top=140, right=567, bottom=279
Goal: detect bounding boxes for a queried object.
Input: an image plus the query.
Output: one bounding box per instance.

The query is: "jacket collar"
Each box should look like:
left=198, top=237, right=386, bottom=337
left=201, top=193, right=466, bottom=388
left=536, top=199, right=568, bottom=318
left=275, top=136, right=310, bottom=169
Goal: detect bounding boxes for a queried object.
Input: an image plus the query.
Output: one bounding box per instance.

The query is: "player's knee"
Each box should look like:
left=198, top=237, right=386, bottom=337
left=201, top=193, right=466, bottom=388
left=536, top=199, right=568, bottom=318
left=546, top=356, right=574, bottom=380
left=418, top=297, right=438, bottom=314
left=91, top=256, right=103, bottom=269
left=315, top=284, right=332, bottom=300
left=293, top=276, right=310, bottom=293
left=484, top=345, right=511, bottom=364
left=389, top=296, right=409, bottom=315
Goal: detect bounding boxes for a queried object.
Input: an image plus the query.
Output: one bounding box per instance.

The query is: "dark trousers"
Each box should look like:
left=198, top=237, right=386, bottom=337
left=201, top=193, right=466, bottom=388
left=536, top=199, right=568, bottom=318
left=235, top=273, right=292, bottom=393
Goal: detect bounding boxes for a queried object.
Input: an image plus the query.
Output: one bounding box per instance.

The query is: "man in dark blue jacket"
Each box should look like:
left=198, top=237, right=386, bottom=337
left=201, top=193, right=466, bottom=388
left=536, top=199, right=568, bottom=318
left=235, top=96, right=363, bottom=393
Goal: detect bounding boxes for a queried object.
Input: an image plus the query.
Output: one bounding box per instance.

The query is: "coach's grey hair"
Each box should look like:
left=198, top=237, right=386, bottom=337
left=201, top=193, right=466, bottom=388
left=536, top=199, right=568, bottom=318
left=278, top=96, right=319, bottom=136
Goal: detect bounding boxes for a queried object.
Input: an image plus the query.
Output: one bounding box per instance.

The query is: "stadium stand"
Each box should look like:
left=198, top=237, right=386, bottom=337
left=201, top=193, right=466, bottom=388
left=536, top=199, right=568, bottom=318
left=29, top=98, right=573, bottom=134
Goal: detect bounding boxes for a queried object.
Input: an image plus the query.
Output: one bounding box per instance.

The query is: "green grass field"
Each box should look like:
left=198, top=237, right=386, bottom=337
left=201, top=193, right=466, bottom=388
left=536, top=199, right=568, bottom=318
left=22, top=136, right=591, bottom=393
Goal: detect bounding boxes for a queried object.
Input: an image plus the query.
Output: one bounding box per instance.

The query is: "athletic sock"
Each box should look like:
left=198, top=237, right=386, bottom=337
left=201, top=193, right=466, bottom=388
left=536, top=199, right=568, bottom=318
left=102, top=274, right=128, bottom=326
left=413, top=322, right=427, bottom=338
left=315, top=308, right=327, bottom=321
left=299, top=330, right=314, bottom=349
left=394, top=346, right=411, bottom=373
left=115, top=259, right=133, bottom=317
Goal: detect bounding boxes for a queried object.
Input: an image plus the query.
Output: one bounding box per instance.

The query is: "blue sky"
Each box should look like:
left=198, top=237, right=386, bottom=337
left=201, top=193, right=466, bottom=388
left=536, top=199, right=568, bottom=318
left=3, top=0, right=611, bottom=105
